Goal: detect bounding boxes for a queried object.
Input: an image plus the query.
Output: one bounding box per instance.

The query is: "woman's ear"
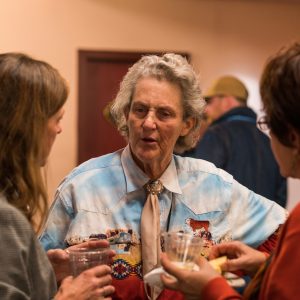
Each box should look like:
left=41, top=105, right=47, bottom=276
left=290, top=128, right=300, bottom=150
left=180, top=117, right=196, bottom=137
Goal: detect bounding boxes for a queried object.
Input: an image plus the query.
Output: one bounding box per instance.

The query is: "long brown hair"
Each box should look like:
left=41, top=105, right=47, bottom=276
left=0, top=53, right=68, bottom=230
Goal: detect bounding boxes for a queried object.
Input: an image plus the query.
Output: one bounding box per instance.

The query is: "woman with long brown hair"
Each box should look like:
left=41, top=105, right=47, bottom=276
left=0, top=53, right=114, bottom=299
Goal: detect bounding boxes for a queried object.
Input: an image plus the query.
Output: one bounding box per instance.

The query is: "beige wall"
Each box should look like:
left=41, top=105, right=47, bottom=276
left=1, top=0, right=299, bottom=209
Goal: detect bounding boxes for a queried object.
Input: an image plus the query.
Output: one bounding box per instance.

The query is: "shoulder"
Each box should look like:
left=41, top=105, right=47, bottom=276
left=71, top=149, right=122, bottom=175
left=0, top=198, right=31, bottom=228
left=58, top=149, right=123, bottom=188
left=173, top=155, right=238, bottom=213
left=0, top=198, right=35, bottom=244
left=198, top=122, right=232, bottom=146
left=197, top=125, right=229, bottom=148
left=0, top=198, right=55, bottom=299
left=173, top=154, right=233, bottom=184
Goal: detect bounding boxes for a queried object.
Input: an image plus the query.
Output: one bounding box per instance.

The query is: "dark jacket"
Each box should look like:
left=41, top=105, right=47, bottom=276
left=183, top=106, right=287, bottom=207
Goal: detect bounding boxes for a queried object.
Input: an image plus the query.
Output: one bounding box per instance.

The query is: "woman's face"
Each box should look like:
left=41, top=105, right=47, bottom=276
left=40, top=107, right=65, bottom=166
left=126, top=77, right=193, bottom=177
left=270, top=130, right=300, bottom=178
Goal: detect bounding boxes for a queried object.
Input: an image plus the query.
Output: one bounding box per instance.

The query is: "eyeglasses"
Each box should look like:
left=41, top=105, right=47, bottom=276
left=257, top=116, right=270, bottom=132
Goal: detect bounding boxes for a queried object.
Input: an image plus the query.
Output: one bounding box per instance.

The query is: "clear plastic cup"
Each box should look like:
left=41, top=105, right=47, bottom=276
left=162, top=232, right=203, bottom=270
left=68, top=247, right=110, bottom=276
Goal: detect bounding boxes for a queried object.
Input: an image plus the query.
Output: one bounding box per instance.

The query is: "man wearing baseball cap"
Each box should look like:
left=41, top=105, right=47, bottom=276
left=183, top=75, right=287, bottom=208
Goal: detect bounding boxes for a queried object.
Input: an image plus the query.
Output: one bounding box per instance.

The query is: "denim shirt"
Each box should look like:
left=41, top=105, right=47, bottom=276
left=39, top=145, right=287, bottom=299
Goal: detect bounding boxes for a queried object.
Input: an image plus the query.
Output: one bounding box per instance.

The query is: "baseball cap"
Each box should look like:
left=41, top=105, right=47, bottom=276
left=204, top=75, right=248, bottom=103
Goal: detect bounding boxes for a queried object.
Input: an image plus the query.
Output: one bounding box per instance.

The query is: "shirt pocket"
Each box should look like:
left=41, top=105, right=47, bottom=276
left=170, top=197, right=233, bottom=251
left=70, top=190, right=123, bottom=215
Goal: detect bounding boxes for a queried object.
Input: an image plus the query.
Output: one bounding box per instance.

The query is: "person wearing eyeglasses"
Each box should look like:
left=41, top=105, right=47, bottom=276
left=182, top=75, right=287, bottom=208
left=161, top=42, right=300, bottom=300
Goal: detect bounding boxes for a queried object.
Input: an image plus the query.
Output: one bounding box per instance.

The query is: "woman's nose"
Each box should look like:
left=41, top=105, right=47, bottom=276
left=143, top=112, right=157, bottom=129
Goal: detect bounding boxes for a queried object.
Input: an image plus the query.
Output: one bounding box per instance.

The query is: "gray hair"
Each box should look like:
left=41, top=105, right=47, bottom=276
left=110, top=53, right=206, bottom=153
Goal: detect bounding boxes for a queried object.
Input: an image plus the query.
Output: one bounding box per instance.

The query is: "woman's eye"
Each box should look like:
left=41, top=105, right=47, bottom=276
left=158, top=110, right=172, bottom=119
left=132, top=106, right=147, bottom=116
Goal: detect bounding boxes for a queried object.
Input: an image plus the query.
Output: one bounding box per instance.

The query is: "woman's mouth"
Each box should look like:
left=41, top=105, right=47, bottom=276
left=141, top=137, right=157, bottom=144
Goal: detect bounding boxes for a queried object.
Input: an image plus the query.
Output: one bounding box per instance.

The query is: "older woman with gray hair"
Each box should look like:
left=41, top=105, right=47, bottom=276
left=40, top=53, right=286, bottom=300
left=111, top=53, right=204, bottom=154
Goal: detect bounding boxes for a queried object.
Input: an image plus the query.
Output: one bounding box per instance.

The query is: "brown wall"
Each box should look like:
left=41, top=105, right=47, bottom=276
left=1, top=0, right=299, bottom=209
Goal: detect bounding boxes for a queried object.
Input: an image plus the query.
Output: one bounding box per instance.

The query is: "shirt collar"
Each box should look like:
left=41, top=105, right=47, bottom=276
left=121, top=145, right=182, bottom=195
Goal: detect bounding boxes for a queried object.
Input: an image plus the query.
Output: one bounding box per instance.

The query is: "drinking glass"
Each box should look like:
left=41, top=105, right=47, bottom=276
left=162, top=232, right=203, bottom=270
left=69, top=247, right=110, bottom=276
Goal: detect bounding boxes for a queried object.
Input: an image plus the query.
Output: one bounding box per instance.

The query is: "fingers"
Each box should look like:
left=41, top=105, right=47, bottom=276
left=160, top=253, right=187, bottom=291
left=58, top=272, right=114, bottom=300
left=97, top=273, right=113, bottom=289
left=208, top=242, right=245, bottom=272
left=160, top=253, right=184, bottom=279
left=161, top=273, right=179, bottom=291
left=67, top=240, right=109, bottom=252
left=99, top=284, right=115, bottom=298
left=106, top=249, right=116, bottom=260
left=85, top=239, right=110, bottom=249
left=76, top=265, right=112, bottom=286
left=67, top=241, right=116, bottom=261
left=76, top=268, right=113, bottom=293
left=47, top=249, right=69, bottom=262
left=160, top=253, right=198, bottom=292
left=89, top=265, right=112, bottom=277
left=60, top=275, right=73, bottom=284
left=196, top=256, right=211, bottom=269
left=221, top=258, right=243, bottom=272
left=91, top=274, right=114, bottom=299
left=208, top=245, right=226, bottom=260
left=208, top=241, right=244, bottom=260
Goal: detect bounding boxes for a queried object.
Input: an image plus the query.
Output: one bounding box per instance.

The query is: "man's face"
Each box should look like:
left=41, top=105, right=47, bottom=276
left=204, top=96, right=225, bottom=122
